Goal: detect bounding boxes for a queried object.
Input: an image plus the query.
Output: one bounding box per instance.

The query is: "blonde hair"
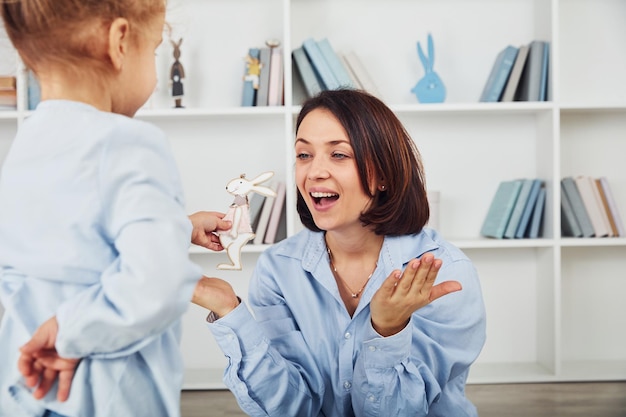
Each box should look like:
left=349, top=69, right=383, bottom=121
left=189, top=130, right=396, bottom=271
left=1, top=0, right=166, bottom=73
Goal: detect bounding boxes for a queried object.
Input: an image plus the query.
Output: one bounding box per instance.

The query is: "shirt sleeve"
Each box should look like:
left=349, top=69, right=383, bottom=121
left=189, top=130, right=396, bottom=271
left=206, top=254, right=326, bottom=417
left=352, top=256, right=486, bottom=417
left=55, top=122, right=202, bottom=358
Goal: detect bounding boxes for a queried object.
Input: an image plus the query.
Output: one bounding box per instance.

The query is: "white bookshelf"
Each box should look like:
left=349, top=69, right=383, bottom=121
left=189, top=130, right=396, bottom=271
left=1, top=0, right=625, bottom=388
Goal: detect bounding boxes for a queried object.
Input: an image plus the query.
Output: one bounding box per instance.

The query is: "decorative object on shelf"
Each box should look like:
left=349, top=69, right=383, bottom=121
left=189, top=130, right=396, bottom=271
left=170, top=37, right=185, bottom=108
left=411, top=33, right=446, bottom=103
left=241, top=48, right=261, bottom=106
left=217, top=171, right=277, bottom=270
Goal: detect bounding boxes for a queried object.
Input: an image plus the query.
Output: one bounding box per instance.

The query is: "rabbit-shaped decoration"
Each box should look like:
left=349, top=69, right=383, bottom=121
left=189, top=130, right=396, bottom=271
left=217, top=171, right=277, bottom=270
left=170, top=38, right=185, bottom=108
left=411, top=33, right=446, bottom=103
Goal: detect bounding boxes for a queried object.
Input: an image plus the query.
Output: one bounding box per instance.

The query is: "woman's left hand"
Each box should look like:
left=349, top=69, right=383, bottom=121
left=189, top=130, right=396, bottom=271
left=370, top=253, right=462, bottom=337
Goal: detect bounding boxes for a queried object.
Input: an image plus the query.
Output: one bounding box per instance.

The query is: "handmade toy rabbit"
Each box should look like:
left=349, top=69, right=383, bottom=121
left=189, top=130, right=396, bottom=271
left=411, top=33, right=446, bottom=103
left=217, top=171, right=276, bottom=270
left=170, top=38, right=185, bottom=108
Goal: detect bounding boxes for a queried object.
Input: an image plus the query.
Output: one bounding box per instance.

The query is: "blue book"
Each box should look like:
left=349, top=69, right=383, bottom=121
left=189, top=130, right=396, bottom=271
left=302, top=37, right=340, bottom=90
left=560, top=185, right=583, bottom=237
left=561, top=177, right=595, bottom=237
left=241, top=48, right=260, bottom=107
left=255, top=47, right=272, bottom=106
left=515, top=40, right=546, bottom=102
left=539, top=42, right=550, bottom=101
left=316, top=38, right=355, bottom=89
left=528, top=185, right=547, bottom=238
left=504, top=178, right=534, bottom=239
left=479, top=45, right=518, bottom=102
left=292, top=46, right=323, bottom=98
left=515, top=179, right=543, bottom=238
left=480, top=179, right=523, bottom=239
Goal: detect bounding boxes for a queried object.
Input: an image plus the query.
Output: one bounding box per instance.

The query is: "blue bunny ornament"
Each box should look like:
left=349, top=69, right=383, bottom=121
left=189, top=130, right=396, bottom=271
left=411, top=33, right=446, bottom=103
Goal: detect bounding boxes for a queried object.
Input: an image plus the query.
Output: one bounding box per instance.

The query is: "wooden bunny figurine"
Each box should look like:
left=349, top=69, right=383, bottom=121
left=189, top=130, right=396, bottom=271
left=170, top=38, right=185, bottom=108
left=217, top=172, right=276, bottom=270
left=411, top=33, right=446, bottom=103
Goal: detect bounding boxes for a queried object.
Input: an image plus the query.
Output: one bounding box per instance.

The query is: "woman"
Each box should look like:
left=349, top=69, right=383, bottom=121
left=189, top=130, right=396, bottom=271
left=194, top=89, right=486, bottom=417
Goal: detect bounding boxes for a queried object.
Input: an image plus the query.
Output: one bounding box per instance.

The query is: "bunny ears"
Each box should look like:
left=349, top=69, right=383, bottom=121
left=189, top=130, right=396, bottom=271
left=225, top=171, right=277, bottom=198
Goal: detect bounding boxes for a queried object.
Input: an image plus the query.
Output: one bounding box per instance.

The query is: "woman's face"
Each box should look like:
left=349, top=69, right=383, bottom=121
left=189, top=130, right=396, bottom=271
left=295, top=108, right=372, bottom=233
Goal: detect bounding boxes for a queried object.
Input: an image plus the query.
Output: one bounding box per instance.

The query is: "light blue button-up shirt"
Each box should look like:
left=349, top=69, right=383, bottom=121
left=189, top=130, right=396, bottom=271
left=0, top=101, right=201, bottom=417
left=208, top=228, right=486, bottom=417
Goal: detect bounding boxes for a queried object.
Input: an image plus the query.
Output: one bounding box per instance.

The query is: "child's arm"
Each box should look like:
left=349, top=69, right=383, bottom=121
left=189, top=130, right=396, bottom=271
left=189, top=211, right=231, bottom=250
left=18, top=317, right=80, bottom=402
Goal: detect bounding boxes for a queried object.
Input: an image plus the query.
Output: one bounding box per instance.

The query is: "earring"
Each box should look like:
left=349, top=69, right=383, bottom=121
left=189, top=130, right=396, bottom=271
left=379, top=185, right=386, bottom=191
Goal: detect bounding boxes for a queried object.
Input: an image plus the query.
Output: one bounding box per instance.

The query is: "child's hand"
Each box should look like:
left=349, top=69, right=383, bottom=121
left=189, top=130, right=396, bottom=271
left=192, top=277, right=240, bottom=318
left=18, top=317, right=80, bottom=402
left=189, top=211, right=231, bottom=251
left=370, top=253, right=462, bottom=337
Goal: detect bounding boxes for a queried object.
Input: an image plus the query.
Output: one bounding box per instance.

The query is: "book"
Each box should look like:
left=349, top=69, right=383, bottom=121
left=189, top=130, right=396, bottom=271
left=561, top=177, right=595, bottom=237
left=503, top=178, right=534, bottom=239
left=292, top=46, right=323, bottom=98
left=268, top=46, right=284, bottom=106
left=587, top=176, right=614, bottom=237
left=528, top=184, right=546, bottom=238
left=316, top=38, right=355, bottom=89
left=539, top=41, right=550, bottom=101
left=479, top=45, right=518, bottom=102
left=0, top=76, right=16, bottom=90
left=241, top=47, right=260, bottom=107
left=273, top=201, right=287, bottom=243
left=500, top=44, right=529, bottom=102
left=595, top=178, right=618, bottom=237
left=515, top=40, right=547, bottom=102
left=264, top=181, right=286, bottom=244
left=574, top=175, right=610, bottom=237
left=514, top=179, right=542, bottom=238
left=27, top=71, right=41, bottom=110
left=561, top=185, right=583, bottom=237
left=480, top=179, right=523, bottom=239
left=0, top=90, right=17, bottom=108
left=255, top=47, right=272, bottom=106
left=248, top=192, right=267, bottom=232
left=340, top=54, right=363, bottom=89
left=341, top=51, right=380, bottom=97
left=598, top=176, right=625, bottom=237
left=302, top=37, right=340, bottom=90
left=253, top=180, right=276, bottom=245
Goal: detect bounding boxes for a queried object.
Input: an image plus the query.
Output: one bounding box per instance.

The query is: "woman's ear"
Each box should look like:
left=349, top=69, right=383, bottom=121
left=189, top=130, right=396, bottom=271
left=107, top=17, right=130, bottom=71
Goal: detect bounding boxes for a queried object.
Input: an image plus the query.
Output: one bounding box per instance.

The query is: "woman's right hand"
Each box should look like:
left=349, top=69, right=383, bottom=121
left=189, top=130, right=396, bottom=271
left=192, top=277, right=240, bottom=318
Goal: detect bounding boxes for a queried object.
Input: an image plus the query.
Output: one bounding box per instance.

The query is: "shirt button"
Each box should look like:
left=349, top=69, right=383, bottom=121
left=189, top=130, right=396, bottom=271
left=343, top=381, right=352, bottom=389
left=368, top=346, right=376, bottom=352
left=368, top=394, right=376, bottom=402
left=344, top=332, right=351, bottom=339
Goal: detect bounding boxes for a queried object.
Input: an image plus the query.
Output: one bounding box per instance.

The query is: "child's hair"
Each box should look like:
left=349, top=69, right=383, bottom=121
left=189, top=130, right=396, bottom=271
left=1, top=0, right=166, bottom=73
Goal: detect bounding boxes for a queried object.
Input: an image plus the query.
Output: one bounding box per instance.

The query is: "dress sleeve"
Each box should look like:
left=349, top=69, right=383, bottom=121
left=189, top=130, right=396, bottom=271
left=206, top=253, right=326, bottom=417
left=55, top=123, right=202, bottom=358
left=352, top=257, right=486, bottom=417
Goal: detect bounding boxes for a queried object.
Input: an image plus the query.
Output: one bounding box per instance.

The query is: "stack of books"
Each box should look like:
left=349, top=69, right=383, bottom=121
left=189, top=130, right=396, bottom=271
left=480, top=178, right=546, bottom=239
left=560, top=176, right=624, bottom=238
left=292, top=37, right=379, bottom=99
left=241, top=40, right=284, bottom=107
left=0, top=76, right=17, bottom=110
left=479, top=39, right=550, bottom=103
left=248, top=181, right=287, bottom=245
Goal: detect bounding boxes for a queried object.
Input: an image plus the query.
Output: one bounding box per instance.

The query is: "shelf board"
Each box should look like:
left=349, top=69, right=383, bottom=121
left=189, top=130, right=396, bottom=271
left=450, top=238, right=555, bottom=249
left=559, top=360, right=626, bottom=381
left=136, top=106, right=286, bottom=119
left=560, top=237, right=626, bottom=247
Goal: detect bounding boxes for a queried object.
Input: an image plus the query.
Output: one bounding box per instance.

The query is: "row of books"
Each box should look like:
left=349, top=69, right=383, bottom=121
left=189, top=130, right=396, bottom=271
left=480, top=40, right=550, bottom=103
left=0, top=75, right=16, bottom=109
left=241, top=42, right=284, bottom=107
left=481, top=178, right=546, bottom=239
left=248, top=181, right=287, bottom=245
left=561, top=176, right=624, bottom=238
left=292, top=37, right=380, bottom=99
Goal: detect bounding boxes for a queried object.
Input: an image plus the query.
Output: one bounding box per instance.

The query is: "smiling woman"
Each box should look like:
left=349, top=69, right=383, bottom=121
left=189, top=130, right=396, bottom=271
left=191, top=89, right=486, bottom=417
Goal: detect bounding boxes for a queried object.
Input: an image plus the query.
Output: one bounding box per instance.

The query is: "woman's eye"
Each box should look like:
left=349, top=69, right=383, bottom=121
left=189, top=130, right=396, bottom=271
left=331, top=152, right=348, bottom=159
left=296, top=153, right=310, bottom=160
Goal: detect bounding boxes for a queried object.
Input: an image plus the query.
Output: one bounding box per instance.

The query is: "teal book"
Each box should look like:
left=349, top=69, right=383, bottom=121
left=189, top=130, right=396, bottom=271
left=528, top=185, right=546, bottom=238
left=292, top=46, right=323, bottom=98
left=504, top=178, right=534, bottom=239
left=480, top=179, right=523, bottom=239
left=316, top=38, right=355, bottom=89
left=561, top=177, right=594, bottom=237
left=539, top=42, right=550, bottom=101
left=302, top=37, right=340, bottom=90
left=479, top=45, right=518, bottom=102
left=514, top=179, right=543, bottom=238
left=561, top=185, right=582, bottom=237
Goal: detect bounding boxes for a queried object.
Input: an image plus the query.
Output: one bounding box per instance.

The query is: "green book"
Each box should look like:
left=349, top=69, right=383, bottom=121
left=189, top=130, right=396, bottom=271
left=480, top=179, right=523, bottom=239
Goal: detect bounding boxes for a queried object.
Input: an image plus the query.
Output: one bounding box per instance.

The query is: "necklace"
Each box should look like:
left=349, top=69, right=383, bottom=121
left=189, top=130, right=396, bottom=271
left=327, top=247, right=376, bottom=298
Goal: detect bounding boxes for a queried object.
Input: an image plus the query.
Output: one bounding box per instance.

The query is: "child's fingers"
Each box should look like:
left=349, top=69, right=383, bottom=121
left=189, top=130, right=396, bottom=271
left=33, top=367, right=57, bottom=399
left=57, top=369, right=76, bottom=402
